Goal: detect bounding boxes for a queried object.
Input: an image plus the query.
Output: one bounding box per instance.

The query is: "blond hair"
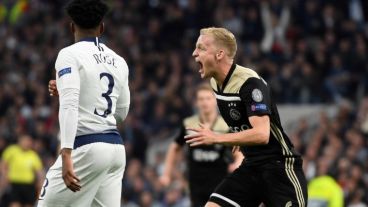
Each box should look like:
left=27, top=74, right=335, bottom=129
left=195, top=83, right=214, bottom=98
left=196, top=82, right=213, bottom=93
left=200, top=27, right=237, bottom=59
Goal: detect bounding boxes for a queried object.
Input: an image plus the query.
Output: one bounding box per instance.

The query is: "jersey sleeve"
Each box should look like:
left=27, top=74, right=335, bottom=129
left=174, top=124, right=186, bottom=146
left=2, top=146, right=15, bottom=163
left=55, top=49, right=80, bottom=90
left=55, top=49, right=80, bottom=149
left=115, top=60, right=130, bottom=121
left=239, top=77, right=271, bottom=117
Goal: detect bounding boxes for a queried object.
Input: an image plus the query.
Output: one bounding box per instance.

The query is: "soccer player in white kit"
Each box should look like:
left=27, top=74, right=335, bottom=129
left=37, top=0, right=130, bottom=206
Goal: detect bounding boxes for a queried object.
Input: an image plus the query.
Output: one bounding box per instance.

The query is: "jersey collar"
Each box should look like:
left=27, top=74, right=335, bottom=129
left=79, top=37, right=102, bottom=46
left=199, top=115, right=219, bottom=130
left=217, top=63, right=236, bottom=93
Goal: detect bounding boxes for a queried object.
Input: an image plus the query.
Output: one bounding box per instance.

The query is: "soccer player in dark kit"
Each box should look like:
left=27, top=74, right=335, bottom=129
left=186, top=27, right=308, bottom=207
left=160, top=84, right=243, bottom=207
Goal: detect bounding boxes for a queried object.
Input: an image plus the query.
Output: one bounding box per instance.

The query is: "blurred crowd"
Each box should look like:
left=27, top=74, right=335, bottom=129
left=0, top=0, right=368, bottom=206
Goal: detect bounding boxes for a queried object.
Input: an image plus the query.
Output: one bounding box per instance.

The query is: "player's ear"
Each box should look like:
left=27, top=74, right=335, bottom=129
left=70, top=22, right=75, bottom=35
left=216, top=50, right=225, bottom=61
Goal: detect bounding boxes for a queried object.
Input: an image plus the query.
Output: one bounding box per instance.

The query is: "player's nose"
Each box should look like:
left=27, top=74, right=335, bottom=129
left=192, top=48, right=198, bottom=57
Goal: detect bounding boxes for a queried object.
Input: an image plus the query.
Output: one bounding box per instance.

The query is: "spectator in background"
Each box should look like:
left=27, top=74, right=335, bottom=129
left=160, top=84, right=243, bottom=207
left=0, top=0, right=368, bottom=206
left=308, top=158, right=344, bottom=207
left=260, top=0, right=290, bottom=53
left=0, top=135, right=43, bottom=207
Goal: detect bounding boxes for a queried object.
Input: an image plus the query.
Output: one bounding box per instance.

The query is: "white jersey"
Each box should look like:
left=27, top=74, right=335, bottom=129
left=38, top=37, right=128, bottom=207
left=55, top=37, right=130, bottom=148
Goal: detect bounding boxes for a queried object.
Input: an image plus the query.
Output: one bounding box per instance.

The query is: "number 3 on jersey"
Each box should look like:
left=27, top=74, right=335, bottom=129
left=94, top=73, right=114, bottom=118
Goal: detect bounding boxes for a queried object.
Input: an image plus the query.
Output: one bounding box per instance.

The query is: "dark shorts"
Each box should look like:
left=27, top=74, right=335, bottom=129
left=9, top=183, right=37, bottom=205
left=209, top=158, right=308, bottom=207
left=189, top=170, right=227, bottom=207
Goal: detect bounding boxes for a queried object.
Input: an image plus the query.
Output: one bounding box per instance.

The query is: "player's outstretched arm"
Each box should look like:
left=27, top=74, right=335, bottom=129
left=185, top=115, right=270, bottom=146
left=159, top=143, right=182, bottom=187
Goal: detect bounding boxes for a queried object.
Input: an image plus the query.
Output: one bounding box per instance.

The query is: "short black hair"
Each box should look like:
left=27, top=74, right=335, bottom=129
left=65, top=0, right=109, bottom=29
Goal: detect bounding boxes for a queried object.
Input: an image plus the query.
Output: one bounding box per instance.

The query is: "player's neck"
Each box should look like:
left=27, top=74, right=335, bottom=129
left=200, top=111, right=217, bottom=124
left=74, top=30, right=100, bottom=42
left=213, top=61, right=233, bottom=88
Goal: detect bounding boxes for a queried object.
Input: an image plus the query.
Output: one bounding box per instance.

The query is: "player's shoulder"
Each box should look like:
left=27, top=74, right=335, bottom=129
left=102, top=44, right=129, bottom=71
left=213, top=116, right=229, bottom=133
left=57, top=43, right=81, bottom=58
left=233, top=65, right=260, bottom=81
left=183, top=114, right=200, bottom=128
left=2, top=145, right=20, bottom=156
left=210, top=78, right=218, bottom=92
left=224, top=64, right=261, bottom=94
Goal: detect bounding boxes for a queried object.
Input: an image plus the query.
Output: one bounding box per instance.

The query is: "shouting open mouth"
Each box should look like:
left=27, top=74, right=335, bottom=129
left=197, top=60, right=204, bottom=75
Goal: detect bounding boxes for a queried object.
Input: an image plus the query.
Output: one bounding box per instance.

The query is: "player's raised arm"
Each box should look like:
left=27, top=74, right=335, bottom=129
left=55, top=49, right=81, bottom=192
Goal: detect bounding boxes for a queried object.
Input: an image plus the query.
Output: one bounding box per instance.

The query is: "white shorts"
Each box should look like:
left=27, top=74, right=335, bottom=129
left=37, top=142, right=126, bottom=207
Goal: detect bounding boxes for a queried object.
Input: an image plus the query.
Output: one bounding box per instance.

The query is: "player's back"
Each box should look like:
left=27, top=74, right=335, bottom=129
left=56, top=37, right=129, bottom=136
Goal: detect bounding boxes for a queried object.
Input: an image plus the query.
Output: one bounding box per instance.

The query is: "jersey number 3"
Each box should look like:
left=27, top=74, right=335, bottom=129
left=94, top=73, right=114, bottom=118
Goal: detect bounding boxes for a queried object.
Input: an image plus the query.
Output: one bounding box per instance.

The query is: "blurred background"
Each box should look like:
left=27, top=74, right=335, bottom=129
left=0, top=0, right=368, bottom=206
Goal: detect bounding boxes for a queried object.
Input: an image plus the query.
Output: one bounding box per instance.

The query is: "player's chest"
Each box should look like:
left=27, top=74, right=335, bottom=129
left=216, top=98, right=251, bottom=132
left=188, top=145, right=224, bottom=162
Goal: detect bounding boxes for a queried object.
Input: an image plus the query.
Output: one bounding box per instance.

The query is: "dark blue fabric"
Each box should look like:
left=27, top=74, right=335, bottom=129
left=79, top=37, right=101, bottom=45
left=73, top=132, right=123, bottom=149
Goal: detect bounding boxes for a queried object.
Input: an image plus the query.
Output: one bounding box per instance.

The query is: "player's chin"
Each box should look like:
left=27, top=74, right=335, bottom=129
left=200, top=69, right=208, bottom=79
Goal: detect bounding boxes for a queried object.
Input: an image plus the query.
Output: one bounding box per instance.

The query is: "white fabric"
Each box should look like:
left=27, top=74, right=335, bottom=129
left=210, top=193, right=241, bottom=207
left=58, top=88, right=79, bottom=149
left=260, top=3, right=290, bottom=52
left=37, top=143, right=126, bottom=207
left=55, top=40, right=130, bottom=142
left=114, top=106, right=129, bottom=122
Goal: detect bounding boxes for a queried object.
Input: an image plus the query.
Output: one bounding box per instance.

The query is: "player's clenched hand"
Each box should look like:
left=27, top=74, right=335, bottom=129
left=61, top=149, right=81, bottom=192
left=185, top=123, right=218, bottom=147
left=48, top=80, right=59, bottom=97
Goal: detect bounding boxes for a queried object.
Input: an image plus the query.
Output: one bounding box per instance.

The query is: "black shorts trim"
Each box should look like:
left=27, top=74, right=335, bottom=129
left=209, top=158, right=307, bottom=207
left=284, top=157, right=306, bottom=207
left=209, top=193, right=241, bottom=207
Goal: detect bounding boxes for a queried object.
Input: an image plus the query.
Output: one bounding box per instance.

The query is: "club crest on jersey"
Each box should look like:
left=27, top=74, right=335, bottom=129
left=252, top=88, right=263, bottom=102
left=230, top=109, right=241, bottom=120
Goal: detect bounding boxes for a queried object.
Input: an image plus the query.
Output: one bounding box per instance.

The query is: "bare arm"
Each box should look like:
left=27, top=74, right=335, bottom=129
left=228, top=146, right=244, bottom=172
left=186, top=116, right=270, bottom=147
left=35, top=168, right=45, bottom=196
left=217, top=116, right=270, bottom=145
left=159, top=143, right=182, bottom=186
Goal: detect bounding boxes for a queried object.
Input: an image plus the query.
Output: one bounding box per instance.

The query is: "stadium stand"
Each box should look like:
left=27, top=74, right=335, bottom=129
left=0, top=0, right=367, bottom=206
